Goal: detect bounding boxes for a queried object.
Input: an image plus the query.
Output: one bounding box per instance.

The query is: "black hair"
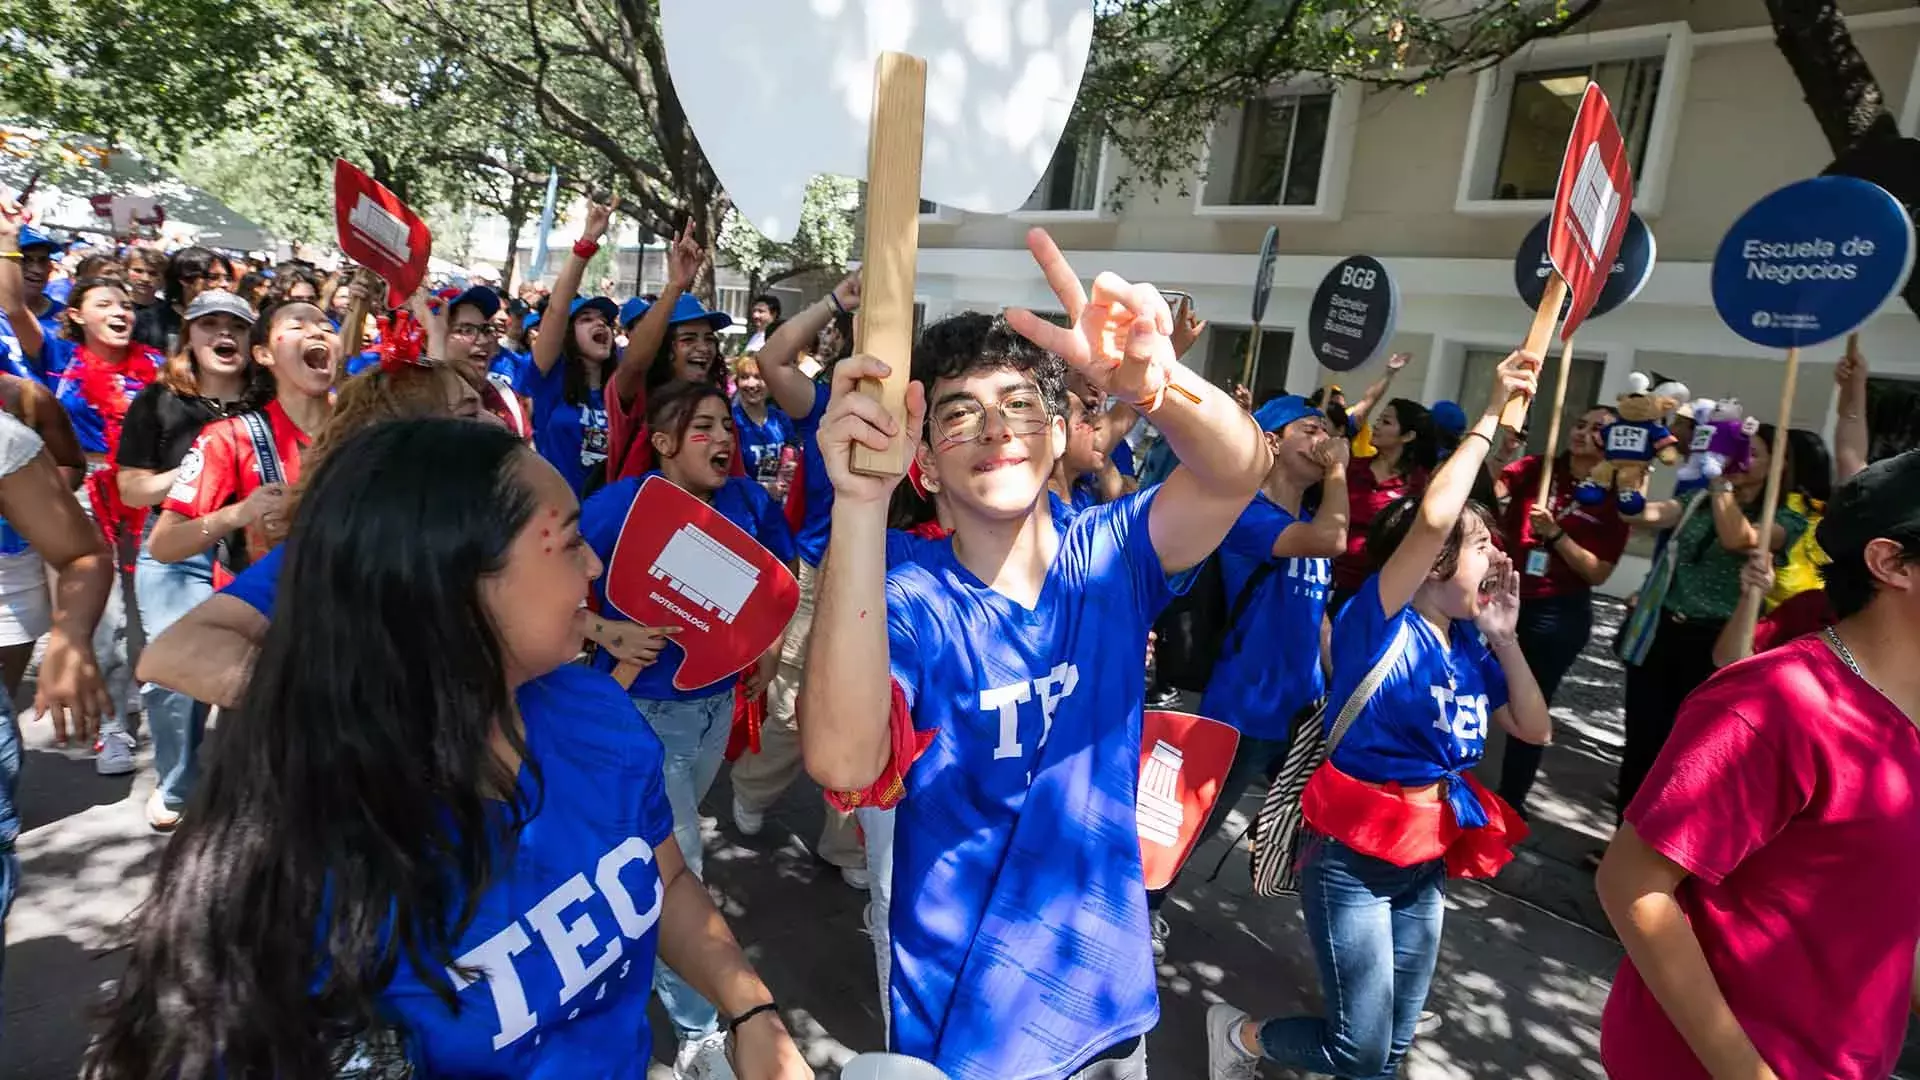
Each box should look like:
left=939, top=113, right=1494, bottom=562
left=266, top=263, right=323, bottom=308
left=1781, top=426, right=1834, bottom=505
left=236, top=271, right=270, bottom=304
left=1366, top=494, right=1499, bottom=580
left=163, top=247, right=234, bottom=306
left=647, top=318, right=729, bottom=394
left=752, top=293, right=782, bottom=319
left=820, top=309, right=855, bottom=364
left=126, top=247, right=170, bottom=275
left=1823, top=526, right=1920, bottom=618
left=910, top=312, right=1067, bottom=435
left=562, top=305, right=613, bottom=408
left=85, top=419, right=543, bottom=1080
left=72, top=252, right=126, bottom=281
left=646, top=378, right=730, bottom=454
left=1381, top=398, right=1439, bottom=475
left=59, top=277, right=132, bottom=342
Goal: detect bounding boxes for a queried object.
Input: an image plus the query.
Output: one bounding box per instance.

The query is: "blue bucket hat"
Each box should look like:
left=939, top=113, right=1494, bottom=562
left=1431, top=400, right=1469, bottom=438
left=568, top=295, right=619, bottom=325
left=523, top=310, right=542, bottom=331
left=449, top=285, right=501, bottom=320
left=16, top=224, right=58, bottom=252
left=666, top=293, right=733, bottom=331
left=618, top=296, right=651, bottom=328
left=1253, top=395, right=1319, bottom=434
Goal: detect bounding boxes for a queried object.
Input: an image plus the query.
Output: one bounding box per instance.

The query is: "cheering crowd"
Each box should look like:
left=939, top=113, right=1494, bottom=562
left=0, top=190, right=1916, bottom=1080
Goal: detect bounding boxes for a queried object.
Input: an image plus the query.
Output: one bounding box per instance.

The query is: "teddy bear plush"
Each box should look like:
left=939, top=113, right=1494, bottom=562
left=1577, top=372, right=1685, bottom=514
left=1676, top=398, right=1758, bottom=489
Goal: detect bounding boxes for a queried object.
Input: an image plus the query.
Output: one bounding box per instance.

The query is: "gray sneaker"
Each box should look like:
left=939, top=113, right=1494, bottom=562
left=1206, top=1003, right=1261, bottom=1080
left=95, top=727, right=136, bottom=776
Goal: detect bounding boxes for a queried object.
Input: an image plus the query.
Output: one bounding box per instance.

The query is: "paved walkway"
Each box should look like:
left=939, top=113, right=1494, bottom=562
left=4, top=601, right=1914, bottom=1078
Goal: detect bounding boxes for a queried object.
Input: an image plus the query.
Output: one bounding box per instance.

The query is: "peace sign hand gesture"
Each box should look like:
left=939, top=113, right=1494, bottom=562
left=1004, top=228, right=1181, bottom=408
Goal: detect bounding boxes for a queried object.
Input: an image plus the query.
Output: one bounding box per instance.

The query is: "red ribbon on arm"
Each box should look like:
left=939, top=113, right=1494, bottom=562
left=374, top=308, right=426, bottom=374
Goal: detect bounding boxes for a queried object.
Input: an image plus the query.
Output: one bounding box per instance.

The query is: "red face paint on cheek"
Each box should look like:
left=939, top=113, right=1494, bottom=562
left=687, top=433, right=712, bottom=445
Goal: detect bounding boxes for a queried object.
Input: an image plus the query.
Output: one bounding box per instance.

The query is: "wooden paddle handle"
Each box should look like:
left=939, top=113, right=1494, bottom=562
left=1729, top=346, right=1802, bottom=652
left=1502, top=272, right=1567, bottom=431
left=850, top=51, right=927, bottom=478
left=1534, top=337, right=1580, bottom=513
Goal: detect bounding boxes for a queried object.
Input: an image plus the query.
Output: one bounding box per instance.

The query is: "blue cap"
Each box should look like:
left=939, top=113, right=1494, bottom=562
left=523, top=311, right=542, bottom=331
left=450, top=285, right=501, bottom=320
left=618, top=296, right=651, bottom=328
left=568, top=295, right=619, bottom=325
left=16, top=224, right=57, bottom=252
left=666, top=292, right=733, bottom=331
left=1431, top=400, right=1468, bottom=437
left=1252, top=395, right=1319, bottom=433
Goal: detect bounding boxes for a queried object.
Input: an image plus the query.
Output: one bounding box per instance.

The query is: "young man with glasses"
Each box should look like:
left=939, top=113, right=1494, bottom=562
left=445, top=285, right=531, bottom=439
left=800, top=230, right=1269, bottom=1079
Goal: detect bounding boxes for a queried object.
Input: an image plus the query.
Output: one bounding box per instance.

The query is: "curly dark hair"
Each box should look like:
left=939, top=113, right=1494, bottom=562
left=909, top=312, right=1067, bottom=434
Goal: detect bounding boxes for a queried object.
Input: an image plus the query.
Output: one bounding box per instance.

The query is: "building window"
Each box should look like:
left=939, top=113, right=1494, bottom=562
left=1022, top=132, right=1104, bottom=214
left=1204, top=93, right=1333, bottom=208
left=1492, top=58, right=1662, bottom=201
left=1205, top=327, right=1294, bottom=398
left=715, top=286, right=750, bottom=322
left=1458, top=348, right=1602, bottom=456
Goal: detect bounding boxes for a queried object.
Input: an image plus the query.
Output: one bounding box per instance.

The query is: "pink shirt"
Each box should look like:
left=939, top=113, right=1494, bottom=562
left=1601, top=636, right=1920, bottom=1080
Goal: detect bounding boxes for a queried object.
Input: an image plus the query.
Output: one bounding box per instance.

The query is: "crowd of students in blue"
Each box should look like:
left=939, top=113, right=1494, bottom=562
left=2, top=195, right=1655, bottom=1080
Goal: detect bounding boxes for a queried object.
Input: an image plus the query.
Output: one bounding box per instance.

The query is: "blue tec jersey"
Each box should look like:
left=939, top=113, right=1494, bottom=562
left=377, top=663, right=674, bottom=1077
left=1327, top=574, right=1509, bottom=828
left=525, top=361, right=609, bottom=495
left=580, top=473, right=795, bottom=701
left=731, top=401, right=794, bottom=484
left=883, top=488, right=1184, bottom=1080
left=221, top=543, right=282, bottom=615
left=488, top=350, right=529, bottom=396
left=793, top=382, right=834, bottom=566
left=0, top=303, right=68, bottom=385
left=1199, top=494, right=1332, bottom=739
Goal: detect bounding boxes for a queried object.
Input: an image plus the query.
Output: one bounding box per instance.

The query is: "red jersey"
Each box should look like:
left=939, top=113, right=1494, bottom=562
left=1751, top=588, right=1835, bottom=654
left=606, top=381, right=748, bottom=484
left=1332, top=460, right=1428, bottom=590
left=164, top=399, right=312, bottom=564
left=1498, top=455, right=1629, bottom=601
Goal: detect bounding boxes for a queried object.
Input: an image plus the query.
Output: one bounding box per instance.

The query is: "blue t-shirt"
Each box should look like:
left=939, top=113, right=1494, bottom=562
left=1326, top=574, right=1509, bottom=828
left=580, top=474, right=796, bottom=701
left=1198, top=495, right=1332, bottom=739
left=344, top=350, right=383, bottom=377
left=731, top=401, right=795, bottom=485
left=1110, top=440, right=1135, bottom=478
left=526, top=361, right=609, bottom=495
left=793, top=382, right=834, bottom=566
left=54, top=354, right=155, bottom=454
left=883, top=489, right=1181, bottom=1079
left=489, top=350, right=529, bottom=397
left=222, top=543, right=283, bottom=615
left=0, top=302, right=68, bottom=385
left=377, top=663, right=673, bottom=1077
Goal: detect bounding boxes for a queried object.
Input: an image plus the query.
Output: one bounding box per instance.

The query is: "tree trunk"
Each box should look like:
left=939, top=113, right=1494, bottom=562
left=501, top=175, right=530, bottom=293
left=1765, top=0, right=1901, bottom=154
left=687, top=187, right=727, bottom=307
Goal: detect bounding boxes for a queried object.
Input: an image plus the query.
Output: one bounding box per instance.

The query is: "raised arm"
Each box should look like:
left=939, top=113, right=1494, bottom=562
left=1713, top=553, right=1774, bottom=667
left=1270, top=439, right=1350, bottom=558
left=1834, top=336, right=1869, bottom=482
left=758, top=272, right=859, bottom=418
left=336, top=268, right=377, bottom=381
left=534, top=197, right=616, bottom=378
left=1376, top=351, right=1539, bottom=616
left=1346, top=352, right=1410, bottom=428
left=1708, top=480, right=1789, bottom=553
left=800, top=356, right=927, bottom=792
left=0, top=206, right=45, bottom=365
left=1006, top=229, right=1268, bottom=573
left=610, top=221, right=698, bottom=407
left=20, top=378, right=81, bottom=484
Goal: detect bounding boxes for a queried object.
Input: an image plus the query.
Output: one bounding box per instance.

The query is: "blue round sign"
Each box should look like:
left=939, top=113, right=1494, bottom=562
left=1711, top=175, right=1914, bottom=348
left=1514, top=212, right=1656, bottom=321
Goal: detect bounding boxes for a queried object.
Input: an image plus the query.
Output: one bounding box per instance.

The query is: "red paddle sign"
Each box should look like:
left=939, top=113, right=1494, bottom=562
left=333, top=158, right=432, bottom=307
left=1549, top=84, right=1635, bottom=340
left=1137, top=710, right=1240, bottom=890
left=604, top=476, right=800, bottom=691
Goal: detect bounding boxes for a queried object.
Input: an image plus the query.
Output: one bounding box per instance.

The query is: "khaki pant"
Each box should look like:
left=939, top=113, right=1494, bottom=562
left=730, top=559, right=865, bottom=869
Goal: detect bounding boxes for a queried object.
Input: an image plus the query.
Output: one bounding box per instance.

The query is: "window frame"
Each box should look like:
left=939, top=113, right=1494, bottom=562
left=1454, top=22, right=1692, bottom=218
left=1194, top=81, right=1362, bottom=222
left=1010, top=132, right=1116, bottom=224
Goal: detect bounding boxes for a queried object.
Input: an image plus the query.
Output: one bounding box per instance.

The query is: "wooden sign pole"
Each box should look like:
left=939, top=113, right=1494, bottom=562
left=1729, top=345, right=1802, bottom=649
left=1240, top=327, right=1264, bottom=391
left=1533, top=336, right=1580, bottom=513
left=1501, top=272, right=1567, bottom=431
left=849, top=51, right=927, bottom=477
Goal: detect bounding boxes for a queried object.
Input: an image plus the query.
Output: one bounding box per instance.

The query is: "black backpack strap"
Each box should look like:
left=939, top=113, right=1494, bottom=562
left=1219, top=561, right=1279, bottom=653
left=238, top=410, right=284, bottom=486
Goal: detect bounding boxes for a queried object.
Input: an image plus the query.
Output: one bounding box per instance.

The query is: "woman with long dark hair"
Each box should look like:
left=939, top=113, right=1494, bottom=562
left=133, top=246, right=235, bottom=354
left=115, top=289, right=271, bottom=830
left=1615, top=422, right=1811, bottom=821
left=1330, top=397, right=1438, bottom=613
left=579, top=380, right=795, bottom=1075
left=88, top=419, right=808, bottom=1080
left=526, top=200, right=621, bottom=495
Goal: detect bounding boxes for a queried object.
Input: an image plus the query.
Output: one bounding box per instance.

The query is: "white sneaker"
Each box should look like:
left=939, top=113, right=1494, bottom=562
left=95, top=728, right=137, bottom=777
left=732, top=794, right=764, bottom=836
left=146, top=788, right=181, bottom=832
left=673, top=1030, right=735, bottom=1080
left=840, top=864, right=871, bottom=890
left=1206, top=1003, right=1261, bottom=1080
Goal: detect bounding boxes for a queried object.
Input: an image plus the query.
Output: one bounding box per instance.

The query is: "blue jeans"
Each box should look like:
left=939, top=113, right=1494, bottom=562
left=1, top=690, right=18, bottom=1034
left=135, top=548, right=215, bottom=809
left=1256, top=836, right=1445, bottom=1079
left=634, top=691, right=731, bottom=1041
left=1495, top=591, right=1593, bottom=814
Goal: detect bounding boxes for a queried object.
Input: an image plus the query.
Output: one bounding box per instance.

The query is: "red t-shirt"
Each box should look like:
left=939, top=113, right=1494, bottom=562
left=1752, top=588, right=1835, bottom=654
left=163, top=399, right=312, bottom=562
left=1332, top=460, right=1428, bottom=589
left=605, top=381, right=748, bottom=485
left=1498, top=455, right=1629, bottom=600
left=1600, top=636, right=1920, bottom=1080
